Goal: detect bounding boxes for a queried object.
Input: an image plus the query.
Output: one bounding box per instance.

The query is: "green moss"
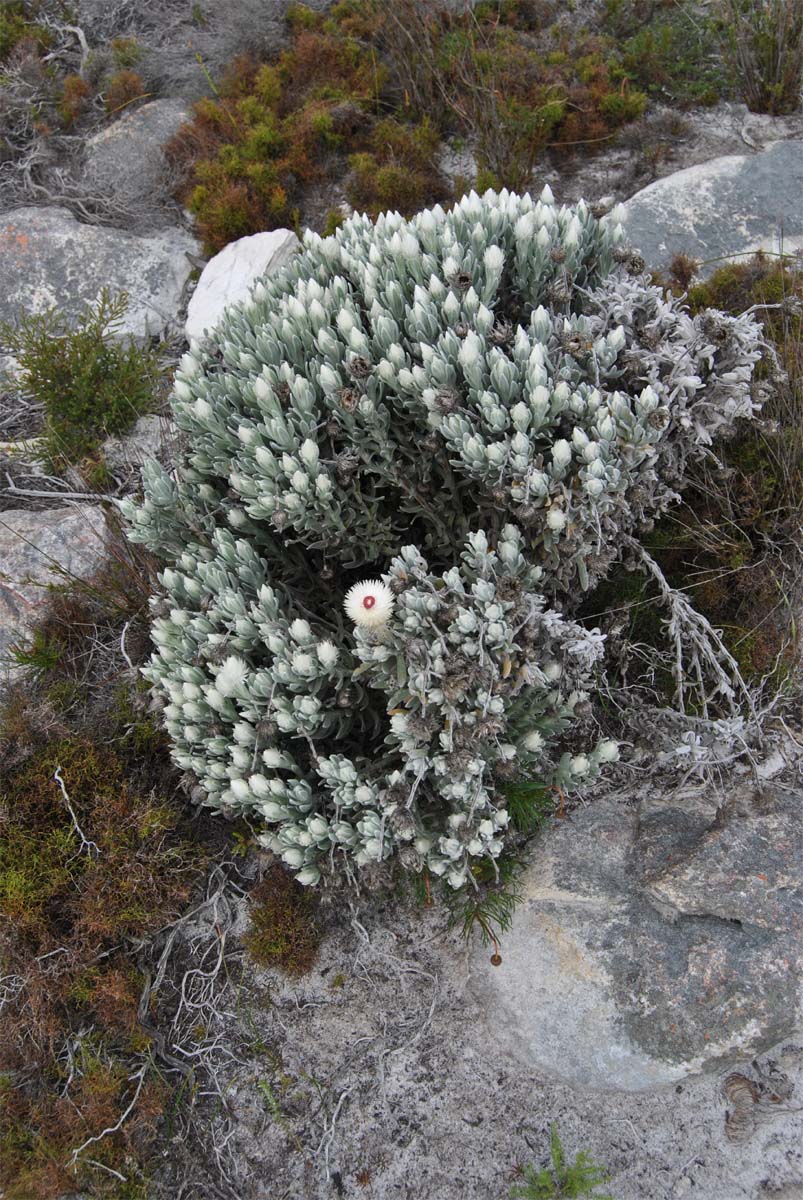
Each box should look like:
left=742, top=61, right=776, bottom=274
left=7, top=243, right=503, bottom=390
left=111, top=680, right=167, bottom=756
left=244, top=866, right=320, bottom=975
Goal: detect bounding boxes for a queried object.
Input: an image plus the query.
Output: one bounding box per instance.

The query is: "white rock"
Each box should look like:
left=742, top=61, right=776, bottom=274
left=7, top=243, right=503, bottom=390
left=185, top=229, right=300, bottom=342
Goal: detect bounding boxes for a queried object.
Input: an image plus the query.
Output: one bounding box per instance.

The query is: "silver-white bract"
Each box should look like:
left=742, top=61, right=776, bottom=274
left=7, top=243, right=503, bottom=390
left=122, top=188, right=761, bottom=888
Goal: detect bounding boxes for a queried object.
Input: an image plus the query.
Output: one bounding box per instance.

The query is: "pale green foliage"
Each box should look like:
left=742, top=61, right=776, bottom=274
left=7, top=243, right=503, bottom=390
left=509, top=1123, right=614, bottom=1199
left=122, top=188, right=761, bottom=890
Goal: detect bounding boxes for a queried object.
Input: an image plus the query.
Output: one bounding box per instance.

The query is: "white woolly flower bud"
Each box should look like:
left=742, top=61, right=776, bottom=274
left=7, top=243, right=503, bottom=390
left=547, top=507, right=567, bottom=531
left=344, top=580, right=394, bottom=628
left=552, top=439, right=572, bottom=469
left=316, top=640, right=339, bottom=667
left=458, top=331, right=482, bottom=370
left=248, top=774, right=270, bottom=797
left=598, top=740, right=620, bottom=763
left=484, top=245, right=504, bottom=272
left=292, top=651, right=315, bottom=676
left=522, top=730, right=544, bottom=752
left=179, top=352, right=201, bottom=378
left=216, top=656, right=249, bottom=698
left=564, top=215, right=582, bottom=248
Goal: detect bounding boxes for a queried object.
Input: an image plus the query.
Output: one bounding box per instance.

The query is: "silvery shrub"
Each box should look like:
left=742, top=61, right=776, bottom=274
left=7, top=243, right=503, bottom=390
left=122, top=189, right=761, bottom=888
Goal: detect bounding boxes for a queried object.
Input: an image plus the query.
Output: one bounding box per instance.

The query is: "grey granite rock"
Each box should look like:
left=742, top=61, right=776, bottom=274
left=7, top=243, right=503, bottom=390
left=82, top=99, right=189, bottom=221
left=622, top=139, right=803, bottom=274
left=101, top=414, right=173, bottom=474
left=470, top=783, right=802, bottom=1091
left=0, top=206, right=200, bottom=341
left=0, top=505, right=106, bottom=667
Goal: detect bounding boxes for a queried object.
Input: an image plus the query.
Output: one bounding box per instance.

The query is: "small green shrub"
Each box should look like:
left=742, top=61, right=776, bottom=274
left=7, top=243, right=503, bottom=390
left=104, top=67, right=146, bottom=114
left=0, top=1, right=49, bottom=61
left=718, top=0, right=803, bottom=114
left=0, top=289, right=159, bottom=466
left=616, top=3, right=732, bottom=106
left=110, top=37, right=142, bottom=70
left=510, top=1124, right=614, bottom=1199
left=347, top=117, right=445, bottom=215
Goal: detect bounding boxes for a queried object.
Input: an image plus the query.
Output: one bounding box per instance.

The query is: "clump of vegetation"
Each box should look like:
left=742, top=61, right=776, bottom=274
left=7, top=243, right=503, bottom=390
left=718, top=0, right=803, bottom=115
left=0, top=667, right=206, bottom=1196
left=608, top=0, right=732, bottom=107
left=510, top=1123, right=614, bottom=1199
left=0, top=289, right=159, bottom=468
left=103, top=67, right=146, bottom=115
left=348, top=115, right=444, bottom=216
left=0, top=512, right=324, bottom=1196
left=165, top=17, right=395, bottom=251
left=586, top=252, right=802, bottom=692
left=166, top=0, right=649, bottom=251
left=123, top=189, right=761, bottom=901
left=367, top=0, right=648, bottom=188
left=0, top=1, right=49, bottom=62
left=58, top=71, right=92, bottom=125
left=244, top=866, right=321, bottom=975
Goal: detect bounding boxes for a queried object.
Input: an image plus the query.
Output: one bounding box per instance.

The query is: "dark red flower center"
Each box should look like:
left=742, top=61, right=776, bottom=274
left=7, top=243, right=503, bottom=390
left=363, top=595, right=376, bottom=609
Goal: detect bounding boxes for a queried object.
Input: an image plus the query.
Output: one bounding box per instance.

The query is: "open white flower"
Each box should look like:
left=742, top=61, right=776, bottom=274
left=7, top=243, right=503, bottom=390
left=344, top=579, right=394, bottom=629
